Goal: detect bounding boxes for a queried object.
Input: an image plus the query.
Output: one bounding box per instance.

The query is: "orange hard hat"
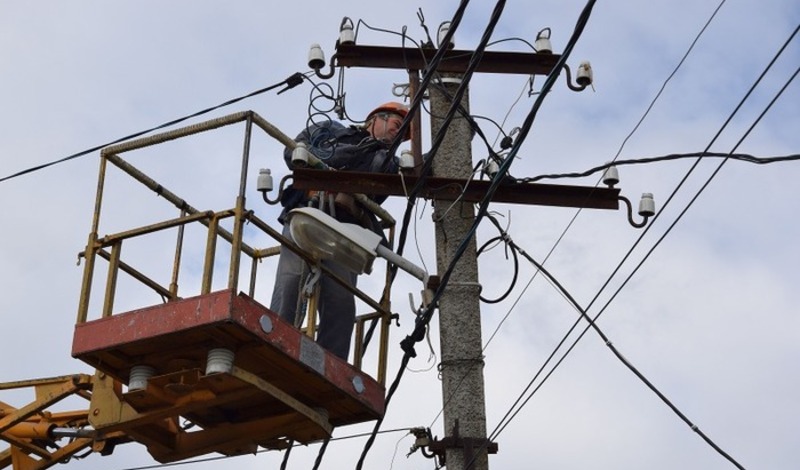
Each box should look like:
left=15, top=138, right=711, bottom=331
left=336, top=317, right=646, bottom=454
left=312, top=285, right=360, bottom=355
left=367, top=101, right=411, bottom=141
left=367, top=101, right=409, bottom=119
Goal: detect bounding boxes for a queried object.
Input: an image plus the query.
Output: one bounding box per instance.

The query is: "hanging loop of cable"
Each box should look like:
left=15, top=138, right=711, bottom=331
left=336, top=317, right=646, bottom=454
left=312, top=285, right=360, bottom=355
left=476, top=235, right=519, bottom=304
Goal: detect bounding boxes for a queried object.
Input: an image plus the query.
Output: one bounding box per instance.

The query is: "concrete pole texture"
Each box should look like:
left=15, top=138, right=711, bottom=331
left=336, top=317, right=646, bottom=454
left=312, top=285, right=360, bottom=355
left=429, top=74, right=490, bottom=470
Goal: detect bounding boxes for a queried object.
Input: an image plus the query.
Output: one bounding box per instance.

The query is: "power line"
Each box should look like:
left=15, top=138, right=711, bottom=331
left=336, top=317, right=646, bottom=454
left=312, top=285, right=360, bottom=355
left=390, top=1, right=599, bottom=465
left=478, top=0, right=736, bottom=428
left=608, top=0, right=727, bottom=165
left=490, top=22, right=799, bottom=470
left=483, top=213, right=745, bottom=467
left=106, top=428, right=413, bottom=470
left=0, top=73, right=306, bottom=185
left=517, top=151, right=800, bottom=184
left=354, top=0, right=478, bottom=467
left=481, top=0, right=731, bottom=353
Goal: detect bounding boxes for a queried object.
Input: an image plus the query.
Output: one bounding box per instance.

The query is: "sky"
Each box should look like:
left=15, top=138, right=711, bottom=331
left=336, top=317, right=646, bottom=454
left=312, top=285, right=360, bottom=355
left=1, top=1, right=799, bottom=469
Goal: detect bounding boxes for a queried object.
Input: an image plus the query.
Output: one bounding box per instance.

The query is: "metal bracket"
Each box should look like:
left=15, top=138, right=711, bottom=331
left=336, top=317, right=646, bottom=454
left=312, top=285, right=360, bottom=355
left=427, top=419, right=498, bottom=467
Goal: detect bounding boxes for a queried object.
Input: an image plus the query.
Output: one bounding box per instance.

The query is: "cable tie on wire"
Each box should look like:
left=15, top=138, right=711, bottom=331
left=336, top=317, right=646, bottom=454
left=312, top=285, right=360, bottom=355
left=400, top=336, right=418, bottom=358
left=278, top=72, right=306, bottom=95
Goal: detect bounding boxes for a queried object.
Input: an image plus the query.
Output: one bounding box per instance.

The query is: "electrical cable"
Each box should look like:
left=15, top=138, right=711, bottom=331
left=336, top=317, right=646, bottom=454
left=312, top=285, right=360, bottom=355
left=489, top=23, right=799, bottom=470
left=475, top=0, right=736, bottom=403
left=487, top=37, right=538, bottom=52
left=480, top=213, right=746, bottom=468
left=476, top=235, right=519, bottom=304
left=356, top=1, right=509, bottom=466
left=486, top=0, right=733, bottom=357
left=0, top=72, right=307, bottom=184
left=512, top=22, right=800, bottom=446
left=490, top=0, right=732, bottom=351
left=354, top=18, right=424, bottom=50
left=389, top=1, right=597, bottom=467
left=490, top=76, right=530, bottom=149
left=311, top=437, right=330, bottom=470
left=515, top=152, right=800, bottom=183
left=399, top=0, right=513, bottom=337
left=475, top=0, right=733, bottom=420
left=412, top=0, right=594, bottom=341
left=279, top=440, right=292, bottom=470
left=104, top=428, right=414, bottom=470
left=608, top=0, right=727, bottom=166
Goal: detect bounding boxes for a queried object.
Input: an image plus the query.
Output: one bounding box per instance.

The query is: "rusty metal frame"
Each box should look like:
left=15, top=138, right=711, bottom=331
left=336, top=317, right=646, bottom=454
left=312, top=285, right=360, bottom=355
left=0, top=375, right=120, bottom=470
left=75, top=111, right=396, bottom=385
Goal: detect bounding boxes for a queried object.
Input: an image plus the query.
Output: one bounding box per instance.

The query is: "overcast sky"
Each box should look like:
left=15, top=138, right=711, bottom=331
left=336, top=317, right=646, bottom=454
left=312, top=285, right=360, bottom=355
left=1, top=1, right=799, bottom=469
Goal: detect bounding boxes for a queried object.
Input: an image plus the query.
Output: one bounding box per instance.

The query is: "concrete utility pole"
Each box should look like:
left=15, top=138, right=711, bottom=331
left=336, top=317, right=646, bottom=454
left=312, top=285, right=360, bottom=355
left=429, top=75, right=489, bottom=470
left=296, top=39, right=623, bottom=470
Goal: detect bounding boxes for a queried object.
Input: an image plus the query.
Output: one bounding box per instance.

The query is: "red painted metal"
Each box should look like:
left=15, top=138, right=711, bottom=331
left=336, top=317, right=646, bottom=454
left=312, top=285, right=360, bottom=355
left=72, top=289, right=385, bottom=427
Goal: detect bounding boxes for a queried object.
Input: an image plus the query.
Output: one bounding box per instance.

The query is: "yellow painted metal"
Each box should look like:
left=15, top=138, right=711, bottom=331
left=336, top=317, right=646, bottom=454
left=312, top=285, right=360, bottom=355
left=169, top=209, right=188, bottom=298
left=96, top=248, right=174, bottom=300
left=0, top=375, right=95, bottom=470
left=64, top=111, right=397, bottom=467
left=227, top=199, right=245, bottom=291
left=201, top=215, right=219, bottom=295
left=229, top=366, right=332, bottom=435
left=102, top=242, right=121, bottom=318
left=83, top=365, right=333, bottom=464
left=76, top=155, right=107, bottom=324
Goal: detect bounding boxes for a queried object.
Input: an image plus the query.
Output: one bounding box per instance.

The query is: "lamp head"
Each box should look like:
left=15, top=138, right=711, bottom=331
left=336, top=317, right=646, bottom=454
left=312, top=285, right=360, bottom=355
left=287, top=207, right=382, bottom=274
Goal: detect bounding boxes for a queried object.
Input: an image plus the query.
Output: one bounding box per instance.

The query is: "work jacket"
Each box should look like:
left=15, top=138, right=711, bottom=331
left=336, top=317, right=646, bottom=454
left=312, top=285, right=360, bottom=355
left=278, top=121, right=399, bottom=236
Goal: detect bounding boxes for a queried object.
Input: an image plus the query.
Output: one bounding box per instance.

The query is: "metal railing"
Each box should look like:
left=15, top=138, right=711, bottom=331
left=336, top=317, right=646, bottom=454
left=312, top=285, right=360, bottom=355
left=76, top=111, right=394, bottom=384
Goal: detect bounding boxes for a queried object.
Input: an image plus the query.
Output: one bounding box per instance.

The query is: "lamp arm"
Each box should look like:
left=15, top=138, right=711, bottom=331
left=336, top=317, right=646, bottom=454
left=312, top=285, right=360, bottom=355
left=376, top=244, right=428, bottom=284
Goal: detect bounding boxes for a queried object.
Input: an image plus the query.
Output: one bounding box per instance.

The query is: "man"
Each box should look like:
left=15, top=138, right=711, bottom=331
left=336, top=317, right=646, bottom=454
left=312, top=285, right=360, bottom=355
left=270, top=101, right=410, bottom=360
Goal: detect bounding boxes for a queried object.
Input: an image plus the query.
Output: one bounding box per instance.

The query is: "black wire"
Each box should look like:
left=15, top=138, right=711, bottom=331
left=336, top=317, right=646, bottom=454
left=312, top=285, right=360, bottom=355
left=401, top=2, right=597, bottom=469
left=105, top=428, right=414, bottom=470
left=355, top=354, right=414, bottom=470
left=487, top=37, right=538, bottom=52
left=483, top=0, right=739, bottom=427
left=0, top=72, right=307, bottom=184
left=491, top=22, right=799, bottom=470
left=388, top=1, right=504, bottom=274
left=341, top=14, right=460, bottom=362
left=422, top=80, right=509, bottom=160
left=451, top=2, right=597, bottom=469
left=399, top=0, right=512, bottom=348
left=311, top=437, right=330, bottom=470
left=476, top=235, right=519, bottom=304
left=279, top=440, right=293, bottom=470
left=354, top=18, right=424, bottom=50
left=482, top=212, right=747, bottom=468
left=497, top=0, right=734, bottom=361
left=479, top=0, right=739, bottom=422
left=354, top=1, right=488, bottom=467
left=516, top=152, right=800, bottom=184
left=608, top=0, right=727, bottom=166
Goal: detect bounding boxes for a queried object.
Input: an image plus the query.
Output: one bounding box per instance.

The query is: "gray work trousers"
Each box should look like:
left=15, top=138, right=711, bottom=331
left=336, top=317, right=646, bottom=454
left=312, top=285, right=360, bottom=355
left=270, top=223, right=358, bottom=360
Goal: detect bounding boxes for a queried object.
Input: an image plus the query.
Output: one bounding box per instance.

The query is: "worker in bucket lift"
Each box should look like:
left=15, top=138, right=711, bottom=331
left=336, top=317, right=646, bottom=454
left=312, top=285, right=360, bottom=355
left=270, top=101, right=411, bottom=360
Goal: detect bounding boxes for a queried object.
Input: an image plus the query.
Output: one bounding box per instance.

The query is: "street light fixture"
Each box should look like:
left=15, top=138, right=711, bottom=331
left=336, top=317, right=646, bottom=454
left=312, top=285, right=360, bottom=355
left=287, top=207, right=429, bottom=284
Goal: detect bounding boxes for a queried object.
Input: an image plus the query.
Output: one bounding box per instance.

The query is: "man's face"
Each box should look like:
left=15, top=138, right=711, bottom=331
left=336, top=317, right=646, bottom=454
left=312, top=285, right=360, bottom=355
left=367, top=112, right=405, bottom=143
